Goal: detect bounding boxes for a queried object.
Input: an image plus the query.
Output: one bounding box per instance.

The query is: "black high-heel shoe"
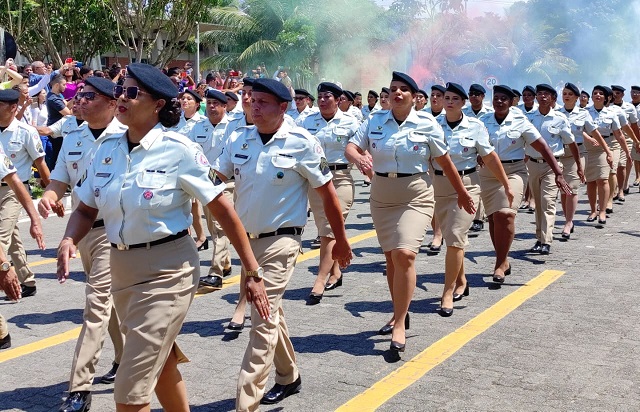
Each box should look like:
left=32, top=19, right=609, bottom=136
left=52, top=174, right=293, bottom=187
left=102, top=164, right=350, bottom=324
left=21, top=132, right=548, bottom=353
left=390, top=341, right=405, bottom=352
left=324, top=275, right=343, bottom=291
left=453, top=284, right=470, bottom=302
left=196, top=238, right=209, bottom=251
left=378, top=313, right=410, bottom=335
left=227, top=320, right=245, bottom=331
left=306, top=292, right=323, bottom=305
left=437, top=300, right=453, bottom=317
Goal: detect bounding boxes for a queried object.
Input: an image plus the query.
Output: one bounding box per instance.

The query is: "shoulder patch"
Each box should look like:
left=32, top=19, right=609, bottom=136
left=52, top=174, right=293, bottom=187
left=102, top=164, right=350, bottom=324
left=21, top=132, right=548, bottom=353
left=319, top=157, right=330, bottom=175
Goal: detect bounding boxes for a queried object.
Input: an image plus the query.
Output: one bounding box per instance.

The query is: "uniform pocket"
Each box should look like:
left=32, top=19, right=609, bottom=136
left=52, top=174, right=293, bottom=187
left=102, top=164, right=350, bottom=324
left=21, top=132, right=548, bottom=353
left=135, top=171, right=167, bottom=209
left=270, top=154, right=297, bottom=186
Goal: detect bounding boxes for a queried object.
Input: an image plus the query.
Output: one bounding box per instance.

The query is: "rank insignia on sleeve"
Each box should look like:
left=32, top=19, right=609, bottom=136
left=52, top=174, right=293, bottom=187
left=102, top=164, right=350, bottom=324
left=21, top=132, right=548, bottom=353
left=319, top=157, right=330, bottom=175
left=208, top=168, right=217, bottom=183
left=4, top=156, right=14, bottom=170
left=36, top=142, right=44, bottom=153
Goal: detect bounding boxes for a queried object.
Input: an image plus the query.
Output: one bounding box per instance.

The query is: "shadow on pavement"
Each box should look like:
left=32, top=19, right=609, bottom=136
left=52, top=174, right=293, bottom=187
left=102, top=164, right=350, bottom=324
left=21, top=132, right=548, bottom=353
left=9, top=308, right=83, bottom=329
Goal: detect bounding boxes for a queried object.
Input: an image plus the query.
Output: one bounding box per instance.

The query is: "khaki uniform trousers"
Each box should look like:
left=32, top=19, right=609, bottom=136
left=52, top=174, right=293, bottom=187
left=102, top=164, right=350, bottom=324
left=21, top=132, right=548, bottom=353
left=473, top=198, right=486, bottom=221
left=237, top=235, right=301, bottom=412
left=203, top=182, right=235, bottom=276
left=527, top=160, right=563, bottom=244
left=69, top=226, right=125, bottom=392
left=0, top=312, right=8, bottom=339
left=0, top=185, right=36, bottom=286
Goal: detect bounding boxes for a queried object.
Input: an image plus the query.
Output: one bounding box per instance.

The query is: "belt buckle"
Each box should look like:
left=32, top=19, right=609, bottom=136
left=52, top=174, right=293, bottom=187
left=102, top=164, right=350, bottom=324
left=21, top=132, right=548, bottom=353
left=388, top=172, right=398, bottom=178
left=116, top=243, right=129, bottom=251
left=247, top=233, right=260, bottom=239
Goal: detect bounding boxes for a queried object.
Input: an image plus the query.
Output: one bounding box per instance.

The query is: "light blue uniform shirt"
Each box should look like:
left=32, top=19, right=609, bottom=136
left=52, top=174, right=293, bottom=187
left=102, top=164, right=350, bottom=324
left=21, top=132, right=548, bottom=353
left=0, top=146, right=17, bottom=181
left=76, top=124, right=224, bottom=245
left=189, top=114, right=230, bottom=164
left=462, top=104, right=494, bottom=119
left=350, top=109, right=447, bottom=174
left=0, top=118, right=45, bottom=181
left=584, top=106, right=621, bottom=137
left=301, top=109, right=359, bottom=165
left=524, top=108, right=574, bottom=158
left=557, top=106, right=597, bottom=145
left=479, top=110, right=541, bottom=161
left=434, top=115, right=494, bottom=171
left=214, top=121, right=331, bottom=235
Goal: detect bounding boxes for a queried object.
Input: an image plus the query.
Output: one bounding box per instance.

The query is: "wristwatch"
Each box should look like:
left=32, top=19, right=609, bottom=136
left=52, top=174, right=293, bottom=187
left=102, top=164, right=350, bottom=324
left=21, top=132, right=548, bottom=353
left=0, top=261, right=11, bottom=272
left=245, top=267, right=264, bottom=279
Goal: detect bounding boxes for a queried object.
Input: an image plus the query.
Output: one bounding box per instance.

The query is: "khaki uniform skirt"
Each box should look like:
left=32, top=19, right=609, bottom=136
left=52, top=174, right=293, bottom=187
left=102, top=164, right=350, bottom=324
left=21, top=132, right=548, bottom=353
left=308, top=168, right=354, bottom=238
left=110, top=235, right=198, bottom=405
left=631, top=139, right=640, bottom=162
left=370, top=172, right=434, bottom=253
left=479, top=160, right=527, bottom=215
left=584, top=138, right=610, bottom=182
left=433, top=172, right=481, bottom=249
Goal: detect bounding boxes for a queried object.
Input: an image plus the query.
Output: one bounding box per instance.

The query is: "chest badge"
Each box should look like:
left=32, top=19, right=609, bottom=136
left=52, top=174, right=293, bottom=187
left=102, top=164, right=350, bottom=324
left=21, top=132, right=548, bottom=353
left=103, top=157, right=112, bottom=165
left=276, top=171, right=284, bottom=179
left=143, top=190, right=154, bottom=200
left=413, top=145, right=419, bottom=151
left=242, top=143, right=248, bottom=150
left=76, top=141, right=82, bottom=147
left=94, top=188, right=100, bottom=197
left=10, top=154, right=16, bottom=158
left=337, top=136, right=342, bottom=142
left=72, top=162, right=78, bottom=170
left=463, top=147, right=469, bottom=152
left=377, top=126, right=382, bottom=130
left=234, top=167, right=240, bottom=176
left=512, top=140, right=517, bottom=145
left=372, top=142, right=377, bottom=149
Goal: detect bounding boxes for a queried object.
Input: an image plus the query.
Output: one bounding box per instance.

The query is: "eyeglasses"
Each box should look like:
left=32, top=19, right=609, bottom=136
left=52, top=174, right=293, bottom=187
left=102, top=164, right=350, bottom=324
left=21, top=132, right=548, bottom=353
left=76, top=91, right=99, bottom=101
left=294, top=96, right=306, bottom=101
left=113, top=85, right=149, bottom=100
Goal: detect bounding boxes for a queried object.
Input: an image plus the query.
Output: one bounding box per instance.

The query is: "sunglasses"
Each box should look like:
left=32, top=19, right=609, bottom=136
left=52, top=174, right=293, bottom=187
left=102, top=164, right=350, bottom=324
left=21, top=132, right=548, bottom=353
left=113, top=85, right=149, bottom=100
left=294, top=96, right=306, bottom=101
left=469, top=92, right=484, bottom=97
left=75, top=91, right=100, bottom=101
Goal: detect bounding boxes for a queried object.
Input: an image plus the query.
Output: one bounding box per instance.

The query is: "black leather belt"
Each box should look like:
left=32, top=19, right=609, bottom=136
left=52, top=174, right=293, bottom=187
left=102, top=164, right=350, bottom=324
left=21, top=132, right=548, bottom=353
left=529, top=157, right=560, bottom=163
left=501, top=159, right=523, bottom=164
left=111, top=229, right=189, bottom=250
left=375, top=172, right=419, bottom=178
left=433, top=167, right=477, bottom=176
left=247, top=227, right=303, bottom=239
left=1, top=180, right=29, bottom=187
left=92, top=219, right=105, bottom=229
left=329, top=164, right=349, bottom=171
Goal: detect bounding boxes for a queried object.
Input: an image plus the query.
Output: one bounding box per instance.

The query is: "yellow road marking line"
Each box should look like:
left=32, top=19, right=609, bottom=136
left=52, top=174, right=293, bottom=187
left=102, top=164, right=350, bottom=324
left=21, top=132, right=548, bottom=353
left=0, top=230, right=377, bottom=364
left=336, top=269, right=566, bottom=412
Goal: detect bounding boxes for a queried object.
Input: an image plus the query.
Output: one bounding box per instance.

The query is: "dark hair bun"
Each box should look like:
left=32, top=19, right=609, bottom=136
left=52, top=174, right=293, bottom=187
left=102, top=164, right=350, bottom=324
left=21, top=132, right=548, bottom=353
left=158, top=98, right=181, bottom=128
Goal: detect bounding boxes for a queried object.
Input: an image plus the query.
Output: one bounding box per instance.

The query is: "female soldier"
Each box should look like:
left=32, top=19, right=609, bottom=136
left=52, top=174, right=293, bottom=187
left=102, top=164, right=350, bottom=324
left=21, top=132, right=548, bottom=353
left=56, top=63, right=264, bottom=412
left=302, top=82, right=360, bottom=304
left=346, top=72, right=474, bottom=354
left=584, top=86, right=621, bottom=224
left=434, top=83, right=512, bottom=316
left=479, top=85, right=571, bottom=282
left=379, top=87, right=391, bottom=111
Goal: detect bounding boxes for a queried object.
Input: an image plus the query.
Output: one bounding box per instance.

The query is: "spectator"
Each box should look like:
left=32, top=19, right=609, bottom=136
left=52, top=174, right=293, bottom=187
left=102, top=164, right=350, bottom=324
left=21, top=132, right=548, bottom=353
left=1, top=59, right=23, bottom=90
left=46, top=74, right=71, bottom=167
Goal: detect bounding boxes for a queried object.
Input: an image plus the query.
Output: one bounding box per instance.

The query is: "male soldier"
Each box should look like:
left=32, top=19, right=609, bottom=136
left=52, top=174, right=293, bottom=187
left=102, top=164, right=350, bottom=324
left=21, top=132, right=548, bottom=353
left=287, top=89, right=313, bottom=123
left=0, top=88, right=50, bottom=297
left=524, top=84, right=575, bottom=254
left=610, top=85, right=640, bottom=200
left=192, top=89, right=233, bottom=290
left=39, top=77, right=127, bottom=412
left=518, top=85, right=538, bottom=114
left=214, top=79, right=352, bottom=411
left=463, top=84, right=493, bottom=118
left=36, top=96, right=84, bottom=171
left=0, top=141, right=45, bottom=350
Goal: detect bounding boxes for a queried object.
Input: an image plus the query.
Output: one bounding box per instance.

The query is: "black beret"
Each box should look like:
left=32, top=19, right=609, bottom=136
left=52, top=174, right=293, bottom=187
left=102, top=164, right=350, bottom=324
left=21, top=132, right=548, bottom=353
left=205, top=89, right=227, bottom=103
left=380, top=87, right=390, bottom=95
left=416, top=89, right=428, bottom=97
left=611, top=85, right=625, bottom=92
left=0, top=89, right=20, bottom=103
left=342, top=90, right=355, bottom=102
left=309, top=95, right=315, bottom=102
left=593, top=85, right=610, bottom=97
left=317, top=82, right=343, bottom=97
left=224, top=91, right=239, bottom=102
left=563, top=82, right=580, bottom=97
left=391, top=71, right=418, bottom=93
left=581, top=90, right=590, bottom=97
left=84, top=76, right=116, bottom=99
left=493, top=85, right=516, bottom=99
left=354, top=92, right=362, bottom=97
left=368, top=90, right=379, bottom=98
left=127, top=63, right=178, bottom=100
left=431, top=84, right=446, bottom=94
left=446, top=82, right=468, bottom=99
left=536, top=84, right=556, bottom=95
left=512, top=88, right=522, bottom=97
left=603, top=86, right=613, bottom=96
left=469, top=83, right=486, bottom=94
left=522, top=85, right=536, bottom=95
left=294, top=89, right=311, bottom=98
left=182, top=89, right=202, bottom=103
left=252, top=78, right=292, bottom=102
left=631, top=86, right=640, bottom=92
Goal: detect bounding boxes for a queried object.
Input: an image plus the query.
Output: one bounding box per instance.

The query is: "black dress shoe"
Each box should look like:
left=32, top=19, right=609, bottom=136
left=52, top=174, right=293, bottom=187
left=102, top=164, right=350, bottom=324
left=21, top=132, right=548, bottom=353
left=20, top=284, right=36, bottom=298
left=261, top=376, right=302, bottom=405
left=598, top=218, right=606, bottom=225
left=561, top=224, right=574, bottom=239
left=605, top=208, right=613, bottom=214
left=306, top=292, right=323, bottom=305
left=324, top=275, right=343, bottom=291
left=504, top=265, right=511, bottom=276
left=227, top=320, right=245, bottom=331
left=437, top=307, right=453, bottom=317
left=0, top=333, right=11, bottom=350
left=530, top=241, right=542, bottom=253
left=586, top=215, right=597, bottom=222
left=196, top=238, right=209, bottom=251
left=540, top=244, right=551, bottom=255
left=310, top=237, right=321, bottom=249
left=623, top=188, right=630, bottom=194
left=613, top=195, right=620, bottom=201
left=98, top=363, right=118, bottom=384
left=378, top=313, right=410, bottom=335
left=198, top=275, right=222, bottom=289
left=470, top=220, right=484, bottom=232
left=60, top=391, right=91, bottom=412
left=453, top=284, right=470, bottom=302
left=390, top=341, right=405, bottom=352
left=222, top=267, right=232, bottom=277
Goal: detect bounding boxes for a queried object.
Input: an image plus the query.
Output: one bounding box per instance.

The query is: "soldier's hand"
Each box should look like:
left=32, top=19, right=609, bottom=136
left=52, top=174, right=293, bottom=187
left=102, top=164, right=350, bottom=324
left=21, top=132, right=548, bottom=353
left=29, top=218, right=45, bottom=250
left=332, top=238, right=352, bottom=269
left=606, top=153, right=613, bottom=169
left=57, top=238, right=77, bottom=284
left=38, top=196, right=55, bottom=219
left=578, top=168, right=586, bottom=184
left=505, top=186, right=515, bottom=208
left=457, top=190, right=476, bottom=214
left=0, top=267, right=21, bottom=301
left=245, top=277, right=270, bottom=320
left=555, top=174, right=573, bottom=196
left=52, top=200, right=65, bottom=217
